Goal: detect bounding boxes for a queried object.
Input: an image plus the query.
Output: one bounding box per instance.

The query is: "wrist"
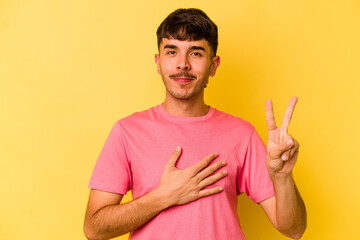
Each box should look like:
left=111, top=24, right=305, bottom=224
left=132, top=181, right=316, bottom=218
left=269, top=171, right=294, bottom=186
left=151, top=186, right=174, bottom=209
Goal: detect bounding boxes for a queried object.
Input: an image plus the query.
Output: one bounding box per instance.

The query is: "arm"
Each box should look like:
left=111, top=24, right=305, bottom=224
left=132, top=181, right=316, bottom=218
left=260, top=178, right=306, bottom=239
left=260, top=97, right=307, bottom=239
left=84, top=147, right=227, bottom=240
left=84, top=188, right=169, bottom=240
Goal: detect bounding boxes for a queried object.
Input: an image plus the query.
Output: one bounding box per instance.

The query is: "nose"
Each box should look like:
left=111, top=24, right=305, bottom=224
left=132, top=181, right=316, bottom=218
left=177, top=54, right=190, bottom=71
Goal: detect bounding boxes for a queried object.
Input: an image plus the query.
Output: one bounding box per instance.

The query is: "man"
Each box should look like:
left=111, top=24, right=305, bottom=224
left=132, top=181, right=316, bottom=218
left=84, top=8, right=307, bottom=240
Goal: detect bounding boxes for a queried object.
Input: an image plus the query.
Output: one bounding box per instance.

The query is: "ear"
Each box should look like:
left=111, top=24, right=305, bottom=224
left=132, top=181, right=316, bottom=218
left=209, top=56, right=220, bottom=77
left=155, top=53, right=161, bottom=74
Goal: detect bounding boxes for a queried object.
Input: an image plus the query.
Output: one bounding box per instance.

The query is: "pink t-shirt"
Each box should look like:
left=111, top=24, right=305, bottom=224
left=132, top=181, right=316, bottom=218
left=89, top=105, right=275, bottom=240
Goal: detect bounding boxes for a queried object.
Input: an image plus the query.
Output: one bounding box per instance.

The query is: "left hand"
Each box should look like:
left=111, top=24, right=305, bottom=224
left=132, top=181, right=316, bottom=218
left=265, top=97, right=300, bottom=176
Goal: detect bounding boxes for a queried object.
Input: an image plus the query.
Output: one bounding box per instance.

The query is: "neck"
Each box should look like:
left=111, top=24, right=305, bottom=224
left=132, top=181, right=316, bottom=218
left=162, top=92, right=209, bottom=117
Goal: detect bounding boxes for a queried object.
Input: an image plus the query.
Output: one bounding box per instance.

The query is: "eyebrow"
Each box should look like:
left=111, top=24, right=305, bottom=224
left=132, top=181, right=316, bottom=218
left=190, top=46, right=205, bottom=51
left=164, top=44, right=177, bottom=49
left=163, top=44, right=206, bottom=51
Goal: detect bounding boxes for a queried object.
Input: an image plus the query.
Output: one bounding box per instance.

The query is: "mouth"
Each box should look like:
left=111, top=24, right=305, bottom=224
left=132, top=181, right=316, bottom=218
left=172, top=77, right=194, bottom=84
left=170, top=73, right=196, bottom=84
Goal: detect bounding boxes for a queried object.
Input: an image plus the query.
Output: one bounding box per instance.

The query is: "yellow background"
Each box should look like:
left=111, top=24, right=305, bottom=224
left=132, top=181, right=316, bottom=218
left=1, top=0, right=359, bottom=239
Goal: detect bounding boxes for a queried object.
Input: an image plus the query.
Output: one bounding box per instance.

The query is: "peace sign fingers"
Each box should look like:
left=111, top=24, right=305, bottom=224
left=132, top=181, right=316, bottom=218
left=266, top=97, right=300, bottom=175
left=266, top=97, right=298, bottom=143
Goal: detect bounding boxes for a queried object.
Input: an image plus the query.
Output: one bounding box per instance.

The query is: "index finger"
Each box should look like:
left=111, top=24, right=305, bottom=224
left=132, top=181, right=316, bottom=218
left=189, top=152, right=218, bottom=174
left=281, top=96, right=298, bottom=133
left=265, top=99, right=277, bottom=131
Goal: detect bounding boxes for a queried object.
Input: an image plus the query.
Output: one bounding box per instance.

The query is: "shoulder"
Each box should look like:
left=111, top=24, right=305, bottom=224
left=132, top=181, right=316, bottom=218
left=212, top=108, right=255, bottom=133
left=114, top=105, right=160, bottom=130
left=210, top=108, right=262, bottom=151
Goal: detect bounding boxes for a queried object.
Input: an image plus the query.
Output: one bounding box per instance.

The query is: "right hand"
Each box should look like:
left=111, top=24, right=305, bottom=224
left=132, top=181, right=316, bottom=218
left=157, top=146, right=227, bottom=206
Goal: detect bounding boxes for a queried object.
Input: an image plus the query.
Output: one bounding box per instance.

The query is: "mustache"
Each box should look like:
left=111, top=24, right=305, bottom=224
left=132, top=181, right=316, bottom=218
left=169, top=72, right=196, bottom=79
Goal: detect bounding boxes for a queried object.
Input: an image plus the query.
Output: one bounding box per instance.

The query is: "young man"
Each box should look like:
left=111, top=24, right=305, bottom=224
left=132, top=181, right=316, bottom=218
left=84, top=8, right=307, bottom=240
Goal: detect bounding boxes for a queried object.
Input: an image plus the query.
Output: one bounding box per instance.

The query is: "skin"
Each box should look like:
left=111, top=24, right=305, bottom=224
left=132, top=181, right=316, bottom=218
left=84, top=38, right=306, bottom=240
left=83, top=39, right=224, bottom=240
left=155, top=38, right=220, bottom=117
left=261, top=97, right=307, bottom=239
left=84, top=150, right=227, bottom=240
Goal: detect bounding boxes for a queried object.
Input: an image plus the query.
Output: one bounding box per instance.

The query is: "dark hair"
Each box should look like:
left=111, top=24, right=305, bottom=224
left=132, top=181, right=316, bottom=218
left=156, top=8, right=218, bottom=56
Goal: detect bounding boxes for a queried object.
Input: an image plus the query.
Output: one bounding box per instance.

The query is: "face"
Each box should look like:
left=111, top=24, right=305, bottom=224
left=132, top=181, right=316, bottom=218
left=155, top=38, right=220, bottom=101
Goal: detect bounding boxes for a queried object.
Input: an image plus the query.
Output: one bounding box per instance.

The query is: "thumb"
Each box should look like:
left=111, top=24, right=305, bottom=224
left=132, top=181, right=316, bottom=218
left=270, top=137, right=294, bottom=159
left=166, top=146, right=182, bottom=168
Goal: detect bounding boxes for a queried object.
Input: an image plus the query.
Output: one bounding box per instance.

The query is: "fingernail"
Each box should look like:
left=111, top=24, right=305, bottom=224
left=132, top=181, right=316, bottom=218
left=287, top=140, right=293, bottom=146
left=176, top=146, right=181, bottom=151
left=219, top=187, right=223, bottom=191
left=282, top=154, right=288, bottom=160
left=222, top=160, right=226, bottom=166
left=214, top=152, right=218, bottom=157
left=223, top=170, right=227, bottom=175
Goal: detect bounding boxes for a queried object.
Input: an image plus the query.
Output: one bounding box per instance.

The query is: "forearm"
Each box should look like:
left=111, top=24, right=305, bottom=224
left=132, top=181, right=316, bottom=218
left=85, top=188, right=170, bottom=240
left=271, top=173, right=307, bottom=239
left=84, top=149, right=226, bottom=240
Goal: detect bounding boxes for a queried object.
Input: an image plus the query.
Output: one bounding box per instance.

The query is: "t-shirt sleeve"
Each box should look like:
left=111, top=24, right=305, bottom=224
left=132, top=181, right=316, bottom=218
left=88, top=122, right=132, bottom=195
left=238, top=128, right=275, bottom=203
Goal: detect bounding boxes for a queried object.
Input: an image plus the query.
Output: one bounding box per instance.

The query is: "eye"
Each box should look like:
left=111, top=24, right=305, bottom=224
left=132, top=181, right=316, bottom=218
left=191, top=52, right=202, bottom=57
left=167, top=50, right=176, bottom=55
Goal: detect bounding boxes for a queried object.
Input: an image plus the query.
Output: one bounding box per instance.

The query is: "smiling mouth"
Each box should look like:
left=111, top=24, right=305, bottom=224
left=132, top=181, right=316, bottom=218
left=173, top=77, right=193, bottom=84
left=170, top=73, right=196, bottom=84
